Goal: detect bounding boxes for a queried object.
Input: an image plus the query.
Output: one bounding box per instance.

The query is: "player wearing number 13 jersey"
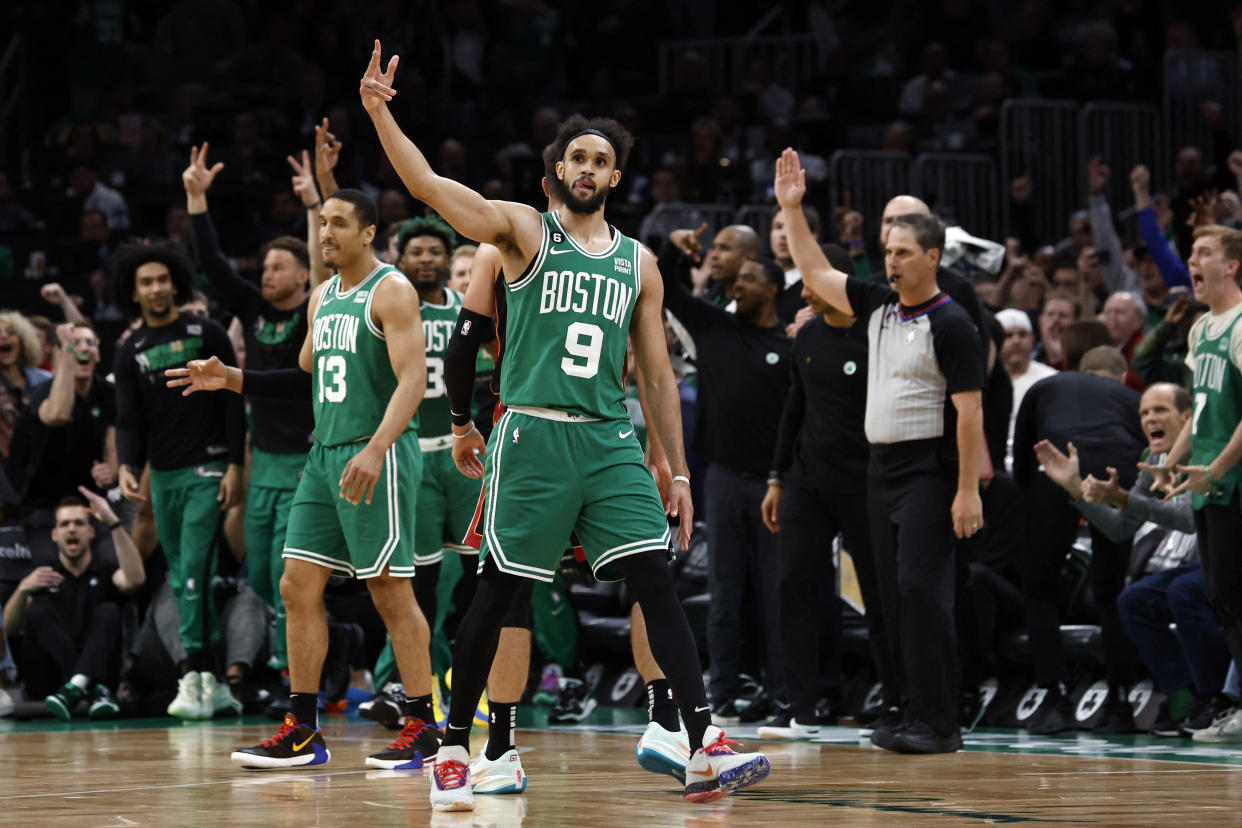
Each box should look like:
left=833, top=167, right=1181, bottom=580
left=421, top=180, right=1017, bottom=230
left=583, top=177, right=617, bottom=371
left=167, top=189, right=437, bottom=768
left=363, top=47, right=769, bottom=808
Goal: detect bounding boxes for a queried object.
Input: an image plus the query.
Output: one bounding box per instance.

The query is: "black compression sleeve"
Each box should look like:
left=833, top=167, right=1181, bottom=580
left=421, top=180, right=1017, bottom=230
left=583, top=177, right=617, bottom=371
left=243, top=367, right=312, bottom=400
left=445, top=308, right=495, bottom=426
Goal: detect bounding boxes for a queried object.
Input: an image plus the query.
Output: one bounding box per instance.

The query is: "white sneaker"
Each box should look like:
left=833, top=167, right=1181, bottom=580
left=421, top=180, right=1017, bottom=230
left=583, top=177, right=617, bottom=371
left=1193, top=705, right=1242, bottom=742
left=201, top=674, right=243, bottom=718
left=683, top=725, right=771, bottom=803
left=757, top=716, right=820, bottom=740
left=430, top=744, right=474, bottom=811
left=635, top=721, right=691, bottom=781
left=470, top=740, right=528, bottom=794
left=168, top=671, right=204, bottom=720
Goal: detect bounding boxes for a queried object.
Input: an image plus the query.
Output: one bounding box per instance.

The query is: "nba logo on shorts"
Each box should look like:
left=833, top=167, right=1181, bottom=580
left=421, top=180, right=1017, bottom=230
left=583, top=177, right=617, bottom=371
left=462, top=320, right=472, bottom=335
left=512, top=427, right=521, bottom=444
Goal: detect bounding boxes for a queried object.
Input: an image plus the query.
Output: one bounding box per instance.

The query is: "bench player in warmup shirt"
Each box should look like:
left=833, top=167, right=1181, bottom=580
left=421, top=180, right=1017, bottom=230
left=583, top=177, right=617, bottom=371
left=111, top=242, right=246, bottom=720
left=441, top=160, right=692, bottom=795
left=360, top=40, right=769, bottom=810
left=168, top=189, right=439, bottom=770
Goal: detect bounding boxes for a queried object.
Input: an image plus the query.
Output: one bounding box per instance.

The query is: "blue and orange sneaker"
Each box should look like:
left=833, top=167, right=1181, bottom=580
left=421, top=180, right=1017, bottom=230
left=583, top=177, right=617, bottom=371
left=683, top=726, right=770, bottom=803
left=366, top=716, right=443, bottom=769
left=230, top=714, right=330, bottom=770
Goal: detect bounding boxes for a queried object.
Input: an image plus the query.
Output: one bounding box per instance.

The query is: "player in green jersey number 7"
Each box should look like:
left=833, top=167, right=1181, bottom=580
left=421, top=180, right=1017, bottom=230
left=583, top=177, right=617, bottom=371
left=360, top=39, right=770, bottom=811
left=167, top=189, right=440, bottom=771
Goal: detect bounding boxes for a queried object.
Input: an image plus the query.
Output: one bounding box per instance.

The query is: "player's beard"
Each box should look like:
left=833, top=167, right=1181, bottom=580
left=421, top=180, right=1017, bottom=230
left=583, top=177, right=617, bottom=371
left=551, top=174, right=609, bottom=215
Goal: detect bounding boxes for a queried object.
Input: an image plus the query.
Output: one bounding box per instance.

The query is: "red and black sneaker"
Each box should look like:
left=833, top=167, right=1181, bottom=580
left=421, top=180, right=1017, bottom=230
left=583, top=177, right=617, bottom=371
left=366, top=716, right=443, bottom=769
left=230, top=714, right=331, bottom=770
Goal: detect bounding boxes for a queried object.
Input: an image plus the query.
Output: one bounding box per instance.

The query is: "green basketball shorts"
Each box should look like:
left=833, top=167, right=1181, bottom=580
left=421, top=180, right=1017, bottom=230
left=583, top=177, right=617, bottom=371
left=479, top=407, right=671, bottom=583
left=283, top=430, right=422, bottom=578
left=414, top=435, right=484, bottom=565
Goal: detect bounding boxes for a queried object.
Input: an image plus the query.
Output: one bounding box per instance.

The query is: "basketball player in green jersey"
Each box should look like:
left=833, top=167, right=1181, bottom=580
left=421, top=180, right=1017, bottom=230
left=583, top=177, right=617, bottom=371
left=1148, top=225, right=1242, bottom=733
left=448, top=161, right=690, bottom=794
left=168, top=189, right=440, bottom=770
left=361, top=216, right=493, bottom=746
left=360, top=40, right=769, bottom=810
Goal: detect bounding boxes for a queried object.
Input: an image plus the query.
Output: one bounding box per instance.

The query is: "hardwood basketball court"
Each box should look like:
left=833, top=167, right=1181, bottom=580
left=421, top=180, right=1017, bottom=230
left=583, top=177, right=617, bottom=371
left=4, top=711, right=1242, bottom=825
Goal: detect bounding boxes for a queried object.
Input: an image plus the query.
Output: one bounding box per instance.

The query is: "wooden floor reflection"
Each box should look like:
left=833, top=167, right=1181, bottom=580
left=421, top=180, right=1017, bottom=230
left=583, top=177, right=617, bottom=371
left=5, top=720, right=1242, bottom=825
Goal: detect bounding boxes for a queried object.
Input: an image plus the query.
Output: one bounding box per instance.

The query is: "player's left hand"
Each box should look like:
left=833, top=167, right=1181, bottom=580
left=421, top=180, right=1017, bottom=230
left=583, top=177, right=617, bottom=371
left=669, top=477, right=693, bottom=551
left=951, top=488, right=984, bottom=540
left=340, top=445, right=383, bottom=505
left=218, top=464, right=243, bottom=511
left=165, top=356, right=230, bottom=395
left=451, top=426, right=486, bottom=478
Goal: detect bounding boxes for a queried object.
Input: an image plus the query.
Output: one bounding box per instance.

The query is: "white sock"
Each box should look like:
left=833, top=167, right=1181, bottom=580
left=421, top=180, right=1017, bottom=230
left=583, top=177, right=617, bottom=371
left=69, top=674, right=90, bottom=691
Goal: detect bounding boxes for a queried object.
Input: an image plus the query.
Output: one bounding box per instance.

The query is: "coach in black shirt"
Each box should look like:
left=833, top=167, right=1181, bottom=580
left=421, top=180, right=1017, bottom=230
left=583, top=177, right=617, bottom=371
left=759, top=245, right=895, bottom=737
left=777, top=149, right=985, bottom=753
left=662, top=243, right=792, bottom=718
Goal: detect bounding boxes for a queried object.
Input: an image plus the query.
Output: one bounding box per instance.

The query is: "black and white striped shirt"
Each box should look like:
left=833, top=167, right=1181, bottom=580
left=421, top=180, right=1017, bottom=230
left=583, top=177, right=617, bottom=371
left=844, top=279, right=985, bottom=447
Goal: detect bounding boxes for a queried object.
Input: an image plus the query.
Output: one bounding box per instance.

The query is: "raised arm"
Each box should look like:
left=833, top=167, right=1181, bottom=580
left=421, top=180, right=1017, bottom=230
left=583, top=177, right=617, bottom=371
left=37, top=323, right=78, bottom=426
left=1086, top=157, right=1140, bottom=294
left=314, top=117, right=342, bottom=199
left=359, top=40, right=542, bottom=259
left=1131, top=165, right=1191, bottom=289
left=184, top=142, right=265, bottom=312
left=288, top=149, right=329, bottom=287
left=774, top=148, right=853, bottom=314
left=630, top=247, right=693, bottom=549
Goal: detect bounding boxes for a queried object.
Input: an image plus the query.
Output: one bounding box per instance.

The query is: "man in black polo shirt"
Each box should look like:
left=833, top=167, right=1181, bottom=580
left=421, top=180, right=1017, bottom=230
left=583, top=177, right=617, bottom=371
left=183, top=144, right=315, bottom=672
left=776, top=149, right=986, bottom=753
left=3, top=489, right=145, bottom=719
left=661, top=242, right=792, bottom=721
left=758, top=245, right=895, bottom=738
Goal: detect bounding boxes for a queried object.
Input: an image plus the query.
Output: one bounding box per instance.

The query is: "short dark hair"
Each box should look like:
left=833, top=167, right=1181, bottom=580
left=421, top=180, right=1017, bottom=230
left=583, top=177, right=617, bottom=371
left=541, top=142, right=559, bottom=182
left=396, top=215, right=458, bottom=259
left=109, top=241, right=196, bottom=319
left=1062, top=320, right=1112, bottom=371
left=750, top=256, right=785, bottom=288
left=771, top=203, right=821, bottom=237
left=889, top=213, right=945, bottom=254
left=551, top=115, right=634, bottom=172
left=268, top=236, right=310, bottom=270
left=56, top=495, right=90, bottom=513
left=325, top=188, right=378, bottom=231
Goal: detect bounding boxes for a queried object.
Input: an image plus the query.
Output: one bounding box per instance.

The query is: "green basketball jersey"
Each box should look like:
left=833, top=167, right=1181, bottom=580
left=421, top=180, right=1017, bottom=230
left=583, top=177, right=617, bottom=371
left=500, top=212, right=641, bottom=421
left=311, top=264, right=419, bottom=446
left=1190, top=309, right=1242, bottom=508
left=419, top=287, right=463, bottom=438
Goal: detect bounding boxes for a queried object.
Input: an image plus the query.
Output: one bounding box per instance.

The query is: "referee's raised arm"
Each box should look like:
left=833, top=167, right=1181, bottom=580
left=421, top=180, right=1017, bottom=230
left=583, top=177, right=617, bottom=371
left=774, top=148, right=853, bottom=315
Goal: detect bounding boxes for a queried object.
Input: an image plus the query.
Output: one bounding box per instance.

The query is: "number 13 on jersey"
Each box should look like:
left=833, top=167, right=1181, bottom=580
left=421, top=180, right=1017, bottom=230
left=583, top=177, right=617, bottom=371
left=318, top=354, right=347, bottom=403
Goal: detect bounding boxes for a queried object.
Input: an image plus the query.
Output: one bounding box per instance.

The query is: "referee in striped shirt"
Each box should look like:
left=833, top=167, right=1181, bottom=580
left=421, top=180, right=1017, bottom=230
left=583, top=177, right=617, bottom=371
left=774, top=150, right=986, bottom=754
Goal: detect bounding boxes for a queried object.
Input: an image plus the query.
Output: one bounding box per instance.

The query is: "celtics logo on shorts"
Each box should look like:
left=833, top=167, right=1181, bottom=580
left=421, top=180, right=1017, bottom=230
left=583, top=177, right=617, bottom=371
left=843, top=360, right=857, bottom=375
left=765, top=352, right=779, bottom=365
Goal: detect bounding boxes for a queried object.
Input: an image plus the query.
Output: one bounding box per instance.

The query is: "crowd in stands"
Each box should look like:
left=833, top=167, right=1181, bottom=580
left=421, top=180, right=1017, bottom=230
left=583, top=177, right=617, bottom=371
left=3, top=1, right=1242, bottom=749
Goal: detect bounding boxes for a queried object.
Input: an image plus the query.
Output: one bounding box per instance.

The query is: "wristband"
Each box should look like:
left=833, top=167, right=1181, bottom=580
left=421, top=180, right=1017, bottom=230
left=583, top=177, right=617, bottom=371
left=672, top=475, right=690, bottom=485
left=307, top=200, right=321, bottom=210
left=107, top=520, right=123, bottom=530
left=1206, top=466, right=1220, bottom=488
left=452, top=427, right=474, bottom=439
left=61, top=345, right=75, bottom=353
left=767, top=478, right=783, bottom=487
